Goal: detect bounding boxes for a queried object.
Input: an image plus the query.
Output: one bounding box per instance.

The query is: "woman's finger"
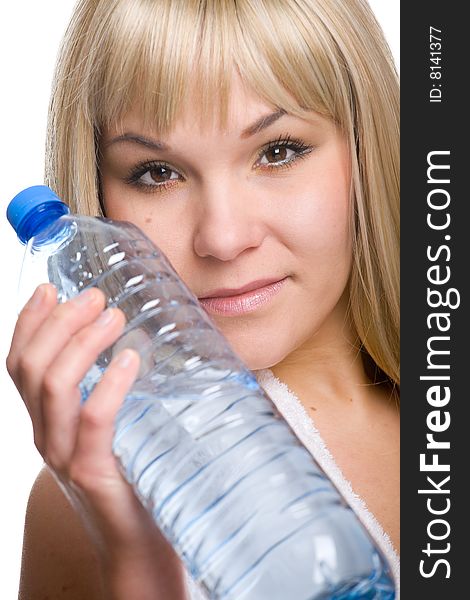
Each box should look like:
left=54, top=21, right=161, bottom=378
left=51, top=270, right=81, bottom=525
left=40, top=307, right=127, bottom=469
left=66, top=349, right=162, bottom=550
left=6, top=283, right=58, bottom=383
left=14, top=287, right=106, bottom=416
left=70, top=348, right=140, bottom=491
left=8, top=286, right=110, bottom=463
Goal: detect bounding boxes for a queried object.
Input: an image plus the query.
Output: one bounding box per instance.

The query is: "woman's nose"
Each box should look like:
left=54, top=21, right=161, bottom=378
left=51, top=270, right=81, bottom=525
left=192, top=182, right=266, bottom=261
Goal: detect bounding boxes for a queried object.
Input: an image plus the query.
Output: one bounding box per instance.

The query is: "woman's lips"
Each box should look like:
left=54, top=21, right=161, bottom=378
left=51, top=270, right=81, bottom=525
left=198, top=277, right=288, bottom=316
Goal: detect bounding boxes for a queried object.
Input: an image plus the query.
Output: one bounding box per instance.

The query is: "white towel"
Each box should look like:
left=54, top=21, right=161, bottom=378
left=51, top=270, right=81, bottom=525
left=184, top=368, right=400, bottom=599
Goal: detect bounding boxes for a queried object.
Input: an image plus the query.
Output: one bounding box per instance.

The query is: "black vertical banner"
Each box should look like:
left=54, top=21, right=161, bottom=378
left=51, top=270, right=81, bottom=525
left=401, top=2, right=467, bottom=598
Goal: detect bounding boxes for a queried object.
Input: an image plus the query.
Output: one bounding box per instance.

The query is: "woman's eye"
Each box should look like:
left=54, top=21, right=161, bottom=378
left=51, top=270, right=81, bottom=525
left=138, top=165, right=179, bottom=186
left=259, top=145, right=296, bottom=165
left=256, top=136, right=313, bottom=170
left=125, top=162, right=182, bottom=193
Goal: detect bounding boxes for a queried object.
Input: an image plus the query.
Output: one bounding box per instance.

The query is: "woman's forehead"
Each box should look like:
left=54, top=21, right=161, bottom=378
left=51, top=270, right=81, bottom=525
left=103, top=69, right=322, bottom=140
left=116, top=95, right=275, bottom=136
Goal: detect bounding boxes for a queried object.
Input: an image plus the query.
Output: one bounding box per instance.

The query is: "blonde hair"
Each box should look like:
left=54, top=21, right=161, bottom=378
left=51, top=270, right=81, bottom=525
left=46, top=0, right=400, bottom=388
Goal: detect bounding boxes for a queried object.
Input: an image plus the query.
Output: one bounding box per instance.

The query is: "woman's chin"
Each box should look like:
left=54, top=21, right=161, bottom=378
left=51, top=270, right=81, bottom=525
left=226, top=339, right=288, bottom=372
left=203, top=307, right=295, bottom=372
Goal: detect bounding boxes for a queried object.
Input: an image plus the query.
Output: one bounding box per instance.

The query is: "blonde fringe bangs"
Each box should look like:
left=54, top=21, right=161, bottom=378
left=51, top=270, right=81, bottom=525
left=55, top=0, right=368, bottom=137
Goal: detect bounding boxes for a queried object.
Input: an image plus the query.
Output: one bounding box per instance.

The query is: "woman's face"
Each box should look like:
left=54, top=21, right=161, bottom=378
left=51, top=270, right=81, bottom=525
left=100, top=76, right=353, bottom=370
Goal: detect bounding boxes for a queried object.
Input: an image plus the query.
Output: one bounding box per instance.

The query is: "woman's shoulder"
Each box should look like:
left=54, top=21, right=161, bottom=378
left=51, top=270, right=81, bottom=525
left=19, top=466, right=104, bottom=599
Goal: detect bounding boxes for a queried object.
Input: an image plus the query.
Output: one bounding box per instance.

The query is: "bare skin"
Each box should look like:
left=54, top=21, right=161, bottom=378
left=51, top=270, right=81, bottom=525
left=8, top=73, right=399, bottom=598
left=272, top=357, right=400, bottom=554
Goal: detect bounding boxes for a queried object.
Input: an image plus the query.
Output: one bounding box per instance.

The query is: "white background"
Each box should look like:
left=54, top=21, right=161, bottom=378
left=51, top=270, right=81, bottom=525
left=0, top=2, right=399, bottom=597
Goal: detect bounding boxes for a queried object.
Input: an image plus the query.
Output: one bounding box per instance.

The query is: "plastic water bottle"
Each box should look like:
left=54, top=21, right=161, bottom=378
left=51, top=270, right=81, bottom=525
left=7, top=185, right=396, bottom=599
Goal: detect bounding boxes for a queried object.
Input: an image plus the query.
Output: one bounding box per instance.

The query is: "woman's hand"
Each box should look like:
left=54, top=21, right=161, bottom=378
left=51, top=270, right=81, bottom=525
left=6, top=283, right=187, bottom=599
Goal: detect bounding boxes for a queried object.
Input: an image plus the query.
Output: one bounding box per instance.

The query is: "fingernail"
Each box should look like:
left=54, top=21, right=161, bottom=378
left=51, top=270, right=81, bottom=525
left=114, top=349, right=134, bottom=368
left=95, top=308, right=115, bottom=327
left=29, top=285, right=45, bottom=308
left=73, top=288, right=97, bottom=305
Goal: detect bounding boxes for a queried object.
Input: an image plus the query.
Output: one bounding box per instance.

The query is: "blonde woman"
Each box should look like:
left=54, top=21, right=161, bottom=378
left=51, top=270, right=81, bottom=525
left=7, top=0, right=400, bottom=598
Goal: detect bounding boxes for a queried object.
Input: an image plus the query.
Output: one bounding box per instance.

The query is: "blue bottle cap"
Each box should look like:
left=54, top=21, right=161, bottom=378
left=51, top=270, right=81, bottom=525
left=7, top=185, right=70, bottom=243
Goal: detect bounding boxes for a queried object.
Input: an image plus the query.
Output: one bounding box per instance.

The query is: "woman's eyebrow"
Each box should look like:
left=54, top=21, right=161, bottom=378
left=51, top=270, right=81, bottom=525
left=104, top=134, right=168, bottom=151
left=240, top=109, right=287, bottom=138
left=104, top=109, right=288, bottom=150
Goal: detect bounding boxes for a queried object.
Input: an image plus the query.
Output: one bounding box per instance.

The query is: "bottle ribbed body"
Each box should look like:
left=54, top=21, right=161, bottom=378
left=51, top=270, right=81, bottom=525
left=23, top=214, right=395, bottom=599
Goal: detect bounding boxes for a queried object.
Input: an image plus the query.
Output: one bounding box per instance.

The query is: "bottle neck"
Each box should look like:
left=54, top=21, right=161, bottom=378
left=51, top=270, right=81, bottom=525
left=18, top=203, right=70, bottom=244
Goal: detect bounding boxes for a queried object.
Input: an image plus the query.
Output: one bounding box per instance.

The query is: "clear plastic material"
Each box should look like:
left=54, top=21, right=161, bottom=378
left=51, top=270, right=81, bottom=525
left=19, top=213, right=396, bottom=599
